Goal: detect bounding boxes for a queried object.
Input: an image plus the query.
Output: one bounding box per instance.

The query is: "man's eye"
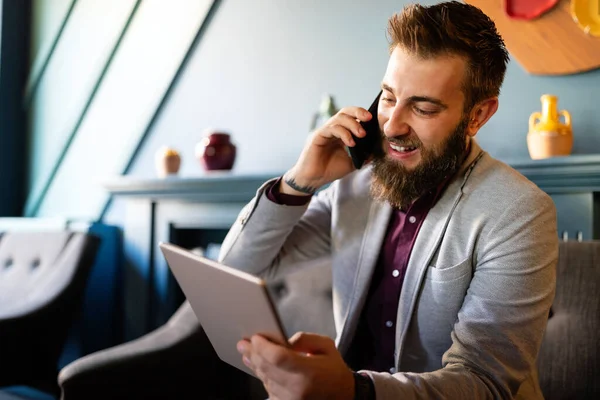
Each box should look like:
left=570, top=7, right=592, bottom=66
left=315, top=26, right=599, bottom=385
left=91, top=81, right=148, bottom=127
left=414, top=107, right=436, bottom=116
left=382, top=97, right=395, bottom=104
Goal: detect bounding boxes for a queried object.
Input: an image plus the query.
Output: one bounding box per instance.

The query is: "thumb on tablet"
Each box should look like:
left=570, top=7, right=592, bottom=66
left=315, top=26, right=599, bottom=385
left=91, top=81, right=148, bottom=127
left=288, top=332, right=336, bottom=356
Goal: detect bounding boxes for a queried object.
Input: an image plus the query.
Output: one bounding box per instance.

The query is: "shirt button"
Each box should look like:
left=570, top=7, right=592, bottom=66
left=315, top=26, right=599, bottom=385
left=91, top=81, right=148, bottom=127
left=392, top=269, right=400, bottom=278
left=408, top=216, right=417, bottom=223
left=385, top=320, right=393, bottom=328
left=389, top=367, right=396, bottom=374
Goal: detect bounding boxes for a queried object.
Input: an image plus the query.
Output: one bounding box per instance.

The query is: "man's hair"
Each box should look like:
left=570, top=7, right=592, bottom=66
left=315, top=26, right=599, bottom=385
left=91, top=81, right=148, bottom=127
left=387, top=1, right=509, bottom=111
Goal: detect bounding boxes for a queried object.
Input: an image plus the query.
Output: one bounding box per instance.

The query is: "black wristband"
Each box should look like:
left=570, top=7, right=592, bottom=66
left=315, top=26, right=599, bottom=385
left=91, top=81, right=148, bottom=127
left=353, top=372, right=376, bottom=400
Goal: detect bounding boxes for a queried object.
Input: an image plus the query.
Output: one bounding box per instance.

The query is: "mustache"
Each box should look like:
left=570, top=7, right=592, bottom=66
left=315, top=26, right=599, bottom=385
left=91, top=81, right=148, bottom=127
left=385, top=136, right=422, bottom=148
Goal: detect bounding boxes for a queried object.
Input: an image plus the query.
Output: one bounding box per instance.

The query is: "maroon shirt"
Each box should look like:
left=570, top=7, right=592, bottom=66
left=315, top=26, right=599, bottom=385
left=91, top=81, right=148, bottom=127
left=267, top=179, right=441, bottom=373
left=345, top=190, right=440, bottom=373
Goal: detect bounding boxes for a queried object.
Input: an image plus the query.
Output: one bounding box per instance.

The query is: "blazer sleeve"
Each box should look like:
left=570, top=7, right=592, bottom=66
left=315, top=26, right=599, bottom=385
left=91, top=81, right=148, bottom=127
left=362, top=190, right=558, bottom=399
left=218, top=178, right=334, bottom=280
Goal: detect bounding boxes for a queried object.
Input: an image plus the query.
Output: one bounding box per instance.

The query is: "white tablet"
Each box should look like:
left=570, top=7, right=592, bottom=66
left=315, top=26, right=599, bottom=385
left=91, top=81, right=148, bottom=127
left=159, top=242, right=288, bottom=376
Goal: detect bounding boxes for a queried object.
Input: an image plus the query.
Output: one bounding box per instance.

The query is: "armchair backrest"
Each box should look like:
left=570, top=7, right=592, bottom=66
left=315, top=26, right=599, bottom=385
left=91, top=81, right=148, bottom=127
left=267, top=257, right=335, bottom=339
left=0, top=231, right=100, bottom=394
left=0, top=232, right=97, bottom=319
left=538, top=241, right=600, bottom=399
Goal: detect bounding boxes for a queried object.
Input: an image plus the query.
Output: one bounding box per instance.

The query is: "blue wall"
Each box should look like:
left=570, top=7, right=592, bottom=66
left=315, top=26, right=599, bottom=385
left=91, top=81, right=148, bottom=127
left=25, top=0, right=217, bottom=220
left=125, top=0, right=600, bottom=181
left=25, top=0, right=600, bottom=221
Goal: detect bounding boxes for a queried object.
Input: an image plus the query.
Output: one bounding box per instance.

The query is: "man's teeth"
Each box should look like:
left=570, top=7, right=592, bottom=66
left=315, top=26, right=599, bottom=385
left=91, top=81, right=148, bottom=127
left=390, top=143, right=416, bottom=152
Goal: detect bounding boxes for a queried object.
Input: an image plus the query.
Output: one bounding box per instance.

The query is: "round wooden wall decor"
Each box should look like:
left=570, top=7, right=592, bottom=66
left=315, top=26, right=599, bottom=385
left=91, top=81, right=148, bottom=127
left=465, top=0, right=600, bottom=75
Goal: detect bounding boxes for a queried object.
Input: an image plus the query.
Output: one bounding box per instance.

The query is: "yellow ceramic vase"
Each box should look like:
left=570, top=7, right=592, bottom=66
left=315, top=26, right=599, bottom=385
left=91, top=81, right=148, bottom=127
left=526, top=94, right=573, bottom=160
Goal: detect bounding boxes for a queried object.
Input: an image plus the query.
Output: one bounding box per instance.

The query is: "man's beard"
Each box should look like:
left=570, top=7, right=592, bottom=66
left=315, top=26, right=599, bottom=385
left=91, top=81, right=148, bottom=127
left=370, top=117, right=469, bottom=210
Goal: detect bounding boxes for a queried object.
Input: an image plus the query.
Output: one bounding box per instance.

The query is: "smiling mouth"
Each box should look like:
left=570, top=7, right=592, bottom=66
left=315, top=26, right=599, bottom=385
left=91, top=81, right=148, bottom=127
left=389, top=143, right=418, bottom=153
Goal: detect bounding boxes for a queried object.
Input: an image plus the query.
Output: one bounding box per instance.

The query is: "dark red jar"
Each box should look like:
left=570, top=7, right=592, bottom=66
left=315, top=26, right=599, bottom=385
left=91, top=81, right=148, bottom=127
left=195, top=132, right=236, bottom=171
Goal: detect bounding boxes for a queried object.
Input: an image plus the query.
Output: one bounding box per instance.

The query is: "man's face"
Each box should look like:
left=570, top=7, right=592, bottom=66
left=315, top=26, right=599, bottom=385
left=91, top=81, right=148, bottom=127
left=370, top=46, right=471, bottom=209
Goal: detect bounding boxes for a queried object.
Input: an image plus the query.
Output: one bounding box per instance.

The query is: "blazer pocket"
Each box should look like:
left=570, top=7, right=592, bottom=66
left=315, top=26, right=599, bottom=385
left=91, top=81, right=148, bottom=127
left=426, top=258, right=472, bottom=282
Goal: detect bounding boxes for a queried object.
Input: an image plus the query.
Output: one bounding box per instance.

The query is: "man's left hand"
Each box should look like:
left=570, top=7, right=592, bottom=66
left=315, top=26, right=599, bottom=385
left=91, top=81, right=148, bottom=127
left=236, top=332, right=355, bottom=400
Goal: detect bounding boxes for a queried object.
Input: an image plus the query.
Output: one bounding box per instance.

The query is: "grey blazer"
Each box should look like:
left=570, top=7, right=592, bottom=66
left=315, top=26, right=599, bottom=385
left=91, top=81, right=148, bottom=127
left=219, top=140, right=558, bottom=399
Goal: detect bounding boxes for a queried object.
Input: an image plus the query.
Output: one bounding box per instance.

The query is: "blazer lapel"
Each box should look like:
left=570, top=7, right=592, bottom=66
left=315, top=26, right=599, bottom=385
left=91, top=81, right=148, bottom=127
left=336, top=198, right=392, bottom=354
left=394, top=141, right=485, bottom=368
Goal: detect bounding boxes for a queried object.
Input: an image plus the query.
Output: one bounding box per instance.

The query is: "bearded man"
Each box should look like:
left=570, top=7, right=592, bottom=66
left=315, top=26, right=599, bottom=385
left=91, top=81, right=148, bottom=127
left=220, top=2, right=558, bottom=399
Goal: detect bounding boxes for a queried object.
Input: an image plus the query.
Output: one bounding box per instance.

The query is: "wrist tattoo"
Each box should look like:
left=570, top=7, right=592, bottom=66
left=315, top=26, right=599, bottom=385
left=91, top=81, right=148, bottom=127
left=283, top=175, right=318, bottom=195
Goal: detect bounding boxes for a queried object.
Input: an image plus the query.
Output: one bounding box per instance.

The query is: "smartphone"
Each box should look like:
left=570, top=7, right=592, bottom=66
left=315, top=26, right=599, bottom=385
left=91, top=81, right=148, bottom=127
left=347, top=91, right=383, bottom=169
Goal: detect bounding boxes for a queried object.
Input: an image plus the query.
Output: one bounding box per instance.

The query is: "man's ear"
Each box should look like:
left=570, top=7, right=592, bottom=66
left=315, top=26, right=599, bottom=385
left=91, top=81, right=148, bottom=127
left=466, top=97, right=499, bottom=137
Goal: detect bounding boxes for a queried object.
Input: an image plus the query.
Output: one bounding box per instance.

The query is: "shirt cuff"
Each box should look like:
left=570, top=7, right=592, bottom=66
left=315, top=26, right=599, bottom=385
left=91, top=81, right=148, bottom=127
left=266, top=177, right=313, bottom=206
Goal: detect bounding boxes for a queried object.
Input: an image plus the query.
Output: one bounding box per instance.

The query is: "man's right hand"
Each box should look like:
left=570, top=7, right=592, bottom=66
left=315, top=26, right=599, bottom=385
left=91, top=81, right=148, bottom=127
left=280, top=106, right=373, bottom=196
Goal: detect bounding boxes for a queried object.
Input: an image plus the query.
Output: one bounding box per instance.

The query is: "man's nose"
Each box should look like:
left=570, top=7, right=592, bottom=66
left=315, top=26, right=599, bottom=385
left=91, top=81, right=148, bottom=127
left=383, top=106, right=411, bottom=138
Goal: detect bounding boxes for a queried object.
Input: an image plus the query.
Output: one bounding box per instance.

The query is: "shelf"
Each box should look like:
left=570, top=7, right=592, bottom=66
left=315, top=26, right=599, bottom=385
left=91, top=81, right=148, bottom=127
left=105, top=154, right=600, bottom=199
left=104, top=172, right=283, bottom=201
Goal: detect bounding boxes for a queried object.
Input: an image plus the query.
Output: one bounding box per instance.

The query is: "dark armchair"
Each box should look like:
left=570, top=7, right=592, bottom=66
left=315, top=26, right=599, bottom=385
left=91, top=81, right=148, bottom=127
left=0, top=231, right=100, bottom=397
